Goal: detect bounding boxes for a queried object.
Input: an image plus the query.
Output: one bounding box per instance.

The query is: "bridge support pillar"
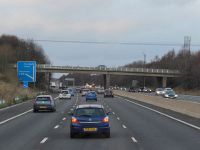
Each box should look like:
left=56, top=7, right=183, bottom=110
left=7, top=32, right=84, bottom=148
left=162, top=77, right=167, bottom=88
left=103, top=74, right=110, bottom=89
left=45, top=72, right=50, bottom=90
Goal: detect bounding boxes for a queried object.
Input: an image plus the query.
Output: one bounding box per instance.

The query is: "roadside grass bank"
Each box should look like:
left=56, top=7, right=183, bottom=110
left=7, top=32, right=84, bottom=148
left=0, top=81, right=38, bottom=109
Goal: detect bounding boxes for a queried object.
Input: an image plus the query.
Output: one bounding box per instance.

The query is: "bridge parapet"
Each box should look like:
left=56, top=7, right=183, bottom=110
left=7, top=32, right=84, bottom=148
left=36, top=64, right=180, bottom=75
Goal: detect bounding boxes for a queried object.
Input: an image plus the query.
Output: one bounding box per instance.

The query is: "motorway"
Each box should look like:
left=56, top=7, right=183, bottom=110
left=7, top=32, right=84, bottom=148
left=0, top=94, right=200, bottom=150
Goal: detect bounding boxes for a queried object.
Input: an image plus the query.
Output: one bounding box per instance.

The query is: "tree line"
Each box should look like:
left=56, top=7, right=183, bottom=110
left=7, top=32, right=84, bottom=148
left=126, top=49, right=200, bottom=89
left=0, top=35, right=50, bottom=89
left=63, top=48, right=200, bottom=90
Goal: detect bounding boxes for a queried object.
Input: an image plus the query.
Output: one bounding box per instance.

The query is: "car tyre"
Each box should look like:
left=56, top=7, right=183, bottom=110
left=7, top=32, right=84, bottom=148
left=70, top=132, right=76, bottom=138
left=104, top=132, right=110, bottom=138
left=33, top=109, right=37, bottom=113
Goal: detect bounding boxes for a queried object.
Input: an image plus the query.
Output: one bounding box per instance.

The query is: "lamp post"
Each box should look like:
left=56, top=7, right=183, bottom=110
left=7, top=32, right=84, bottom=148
left=143, top=53, right=146, bottom=87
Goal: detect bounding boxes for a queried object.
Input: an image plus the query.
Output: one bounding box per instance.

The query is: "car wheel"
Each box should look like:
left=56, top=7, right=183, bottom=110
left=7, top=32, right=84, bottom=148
left=33, top=109, right=37, bottom=113
left=104, top=132, right=110, bottom=138
left=70, top=132, right=76, bottom=138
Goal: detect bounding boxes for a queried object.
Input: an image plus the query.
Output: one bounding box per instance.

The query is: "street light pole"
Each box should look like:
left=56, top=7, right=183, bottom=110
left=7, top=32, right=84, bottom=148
left=143, top=53, right=146, bottom=87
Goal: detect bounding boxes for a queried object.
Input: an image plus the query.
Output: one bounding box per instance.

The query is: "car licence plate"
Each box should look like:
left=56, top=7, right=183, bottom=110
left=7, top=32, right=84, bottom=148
left=83, top=128, right=97, bottom=132
left=40, top=106, right=47, bottom=109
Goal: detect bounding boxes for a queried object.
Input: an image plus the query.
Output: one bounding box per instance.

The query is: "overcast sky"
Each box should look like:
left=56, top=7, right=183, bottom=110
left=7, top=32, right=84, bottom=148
left=1, top=0, right=200, bottom=67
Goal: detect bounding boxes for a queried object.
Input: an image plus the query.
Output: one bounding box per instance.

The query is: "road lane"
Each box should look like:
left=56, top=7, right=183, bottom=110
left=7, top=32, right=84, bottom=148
left=0, top=95, right=76, bottom=150
left=0, top=94, right=58, bottom=123
left=1, top=93, right=200, bottom=150
left=103, top=95, right=200, bottom=150
left=38, top=94, right=139, bottom=150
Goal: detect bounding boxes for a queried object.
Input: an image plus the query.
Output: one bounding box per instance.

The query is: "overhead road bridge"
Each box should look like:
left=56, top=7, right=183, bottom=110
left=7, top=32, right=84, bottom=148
left=13, top=64, right=182, bottom=88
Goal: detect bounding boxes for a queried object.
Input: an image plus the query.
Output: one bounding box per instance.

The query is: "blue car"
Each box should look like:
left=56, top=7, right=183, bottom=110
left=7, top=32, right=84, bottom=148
left=70, top=104, right=110, bottom=138
left=86, top=91, right=97, bottom=101
left=68, top=88, right=75, bottom=97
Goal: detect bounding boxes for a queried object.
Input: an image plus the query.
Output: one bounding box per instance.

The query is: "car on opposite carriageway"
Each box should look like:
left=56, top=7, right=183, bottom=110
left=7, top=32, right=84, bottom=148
left=163, top=90, right=178, bottom=99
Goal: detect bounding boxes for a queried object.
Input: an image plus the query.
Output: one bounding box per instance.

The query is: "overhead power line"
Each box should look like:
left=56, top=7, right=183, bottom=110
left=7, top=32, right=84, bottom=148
left=34, top=39, right=200, bottom=47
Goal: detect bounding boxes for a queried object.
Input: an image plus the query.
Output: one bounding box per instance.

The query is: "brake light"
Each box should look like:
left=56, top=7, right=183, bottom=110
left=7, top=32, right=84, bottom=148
left=102, top=116, right=109, bottom=123
left=71, top=117, right=79, bottom=123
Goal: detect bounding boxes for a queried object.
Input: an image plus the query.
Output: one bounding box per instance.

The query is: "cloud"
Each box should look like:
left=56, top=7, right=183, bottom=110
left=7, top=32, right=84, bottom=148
left=144, top=0, right=198, bottom=6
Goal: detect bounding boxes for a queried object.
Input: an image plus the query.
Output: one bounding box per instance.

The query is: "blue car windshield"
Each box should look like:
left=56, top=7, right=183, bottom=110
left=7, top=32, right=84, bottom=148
left=75, top=108, right=105, bottom=117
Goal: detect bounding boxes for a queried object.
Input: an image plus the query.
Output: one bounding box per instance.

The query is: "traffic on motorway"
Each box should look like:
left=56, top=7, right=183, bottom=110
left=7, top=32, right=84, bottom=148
left=1, top=86, right=200, bottom=150
left=1, top=1, right=200, bottom=150
left=33, top=87, right=113, bottom=138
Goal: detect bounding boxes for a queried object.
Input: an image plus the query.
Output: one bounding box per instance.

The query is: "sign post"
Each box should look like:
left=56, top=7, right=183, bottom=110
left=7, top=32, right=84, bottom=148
left=17, top=61, right=37, bottom=88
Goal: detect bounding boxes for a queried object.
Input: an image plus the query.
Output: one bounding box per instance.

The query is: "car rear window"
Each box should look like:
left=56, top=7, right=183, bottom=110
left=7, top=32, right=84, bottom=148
left=156, top=88, right=163, bottom=91
left=88, top=91, right=96, bottom=94
left=75, top=108, right=105, bottom=117
left=105, top=90, right=112, bottom=93
left=36, top=97, right=51, bottom=102
left=61, top=91, right=68, bottom=94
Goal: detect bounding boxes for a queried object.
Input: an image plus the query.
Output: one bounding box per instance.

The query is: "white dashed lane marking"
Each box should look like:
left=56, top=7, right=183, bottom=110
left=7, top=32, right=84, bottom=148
left=54, top=125, right=59, bottom=129
left=122, top=125, right=127, bottom=129
left=40, top=137, right=48, bottom=144
left=131, top=137, right=138, bottom=143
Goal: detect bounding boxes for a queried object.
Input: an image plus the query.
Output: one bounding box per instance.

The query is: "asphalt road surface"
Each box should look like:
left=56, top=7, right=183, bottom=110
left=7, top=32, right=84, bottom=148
left=0, top=94, right=200, bottom=150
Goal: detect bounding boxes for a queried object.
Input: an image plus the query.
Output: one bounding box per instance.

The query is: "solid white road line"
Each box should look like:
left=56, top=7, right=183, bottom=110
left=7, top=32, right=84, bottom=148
left=40, top=137, right=48, bottom=144
left=116, top=96, right=200, bottom=130
left=0, top=100, right=32, bottom=111
left=122, top=124, right=127, bottom=129
left=0, top=109, right=33, bottom=125
left=54, top=125, right=59, bottom=129
left=131, top=137, right=138, bottom=143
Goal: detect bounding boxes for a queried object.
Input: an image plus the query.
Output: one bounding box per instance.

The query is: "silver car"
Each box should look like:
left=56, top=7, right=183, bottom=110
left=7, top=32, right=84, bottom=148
left=33, top=95, right=56, bottom=112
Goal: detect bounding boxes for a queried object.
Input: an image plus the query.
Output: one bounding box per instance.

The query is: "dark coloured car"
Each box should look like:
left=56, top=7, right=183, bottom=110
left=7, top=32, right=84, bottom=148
left=128, top=87, right=137, bottom=92
left=138, top=87, right=152, bottom=93
left=86, top=91, right=97, bottom=101
left=70, top=104, right=110, bottom=138
left=33, top=95, right=56, bottom=112
left=104, top=89, right=114, bottom=98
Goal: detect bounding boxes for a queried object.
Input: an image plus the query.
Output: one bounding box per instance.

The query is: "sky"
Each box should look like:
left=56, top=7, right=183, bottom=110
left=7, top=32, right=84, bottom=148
left=1, top=0, right=200, bottom=67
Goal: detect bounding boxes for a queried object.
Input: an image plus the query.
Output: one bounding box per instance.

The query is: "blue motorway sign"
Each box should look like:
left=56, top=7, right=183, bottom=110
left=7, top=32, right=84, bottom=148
left=17, top=61, right=36, bottom=82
